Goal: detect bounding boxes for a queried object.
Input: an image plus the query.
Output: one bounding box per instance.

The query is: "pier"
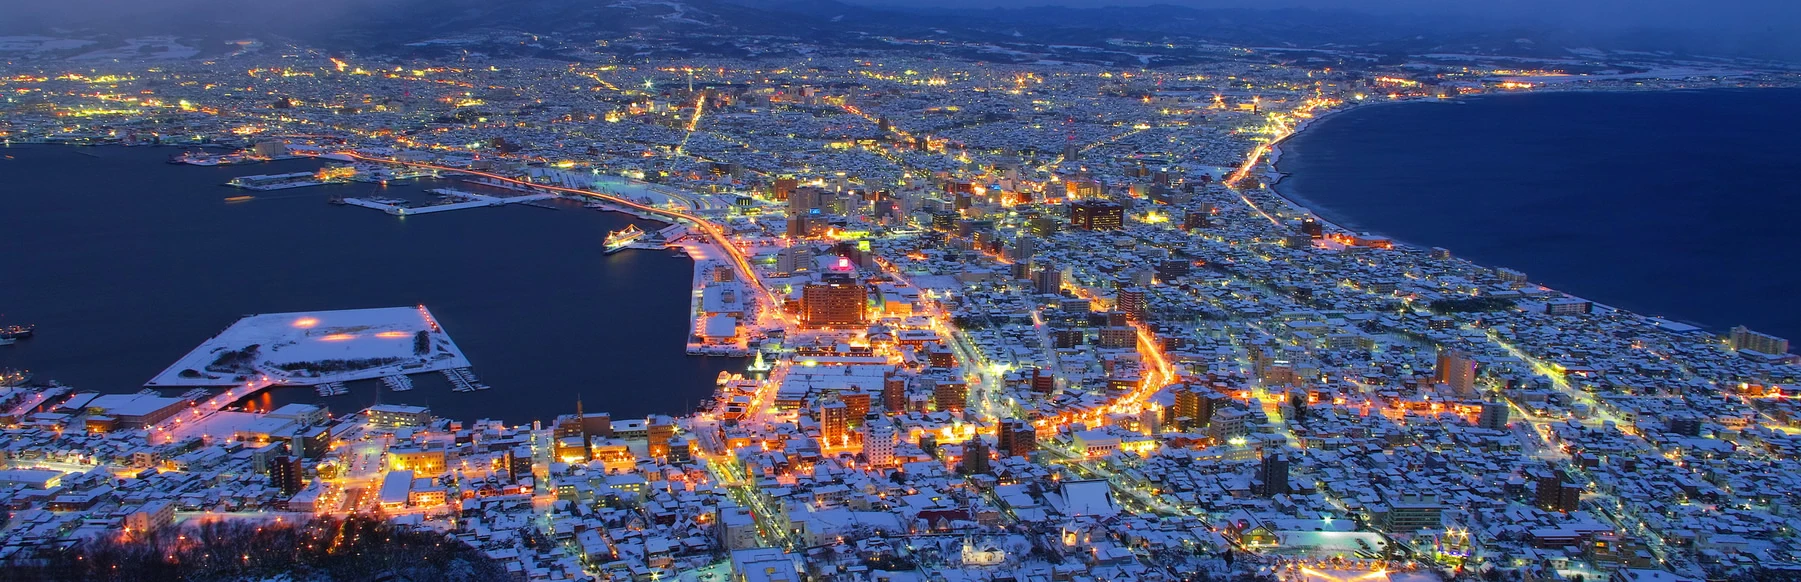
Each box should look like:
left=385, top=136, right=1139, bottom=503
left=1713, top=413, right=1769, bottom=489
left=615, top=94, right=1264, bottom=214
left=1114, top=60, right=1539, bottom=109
left=340, top=188, right=558, bottom=216
left=381, top=375, right=414, bottom=392
left=442, top=367, right=490, bottom=392
left=677, top=239, right=752, bottom=357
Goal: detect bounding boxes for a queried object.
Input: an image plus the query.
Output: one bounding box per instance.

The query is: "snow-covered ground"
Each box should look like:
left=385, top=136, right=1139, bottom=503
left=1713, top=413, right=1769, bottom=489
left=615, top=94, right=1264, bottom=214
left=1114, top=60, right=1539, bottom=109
left=0, top=36, right=97, bottom=53
left=70, top=36, right=199, bottom=61
left=146, top=306, right=472, bottom=387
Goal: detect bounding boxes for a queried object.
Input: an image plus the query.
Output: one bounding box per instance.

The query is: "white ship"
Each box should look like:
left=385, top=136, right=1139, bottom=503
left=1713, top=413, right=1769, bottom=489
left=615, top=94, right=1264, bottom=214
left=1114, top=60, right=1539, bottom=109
left=604, top=224, right=645, bottom=254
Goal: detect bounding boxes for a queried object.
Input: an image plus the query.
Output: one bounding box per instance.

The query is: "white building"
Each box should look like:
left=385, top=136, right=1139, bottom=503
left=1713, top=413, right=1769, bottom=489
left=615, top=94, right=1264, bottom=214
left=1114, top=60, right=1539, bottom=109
left=863, top=418, right=897, bottom=466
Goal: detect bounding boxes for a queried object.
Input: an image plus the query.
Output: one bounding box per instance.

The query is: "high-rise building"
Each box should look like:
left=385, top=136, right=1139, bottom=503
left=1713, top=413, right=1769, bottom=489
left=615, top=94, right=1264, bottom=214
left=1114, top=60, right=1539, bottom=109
left=863, top=415, right=897, bottom=466
left=772, top=177, right=798, bottom=201
left=1478, top=401, right=1509, bottom=430
left=1030, top=368, right=1055, bottom=393
left=934, top=380, right=969, bottom=412
left=786, top=186, right=825, bottom=239
left=1171, top=384, right=1217, bottom=430
left=1065, top=179, right=1101, bottom=199
left=802, top=272, right=866, bottom=328
left=1069, top=200, right=1124, bottom=231
left=1381, top=494, right=1446, bottom=533
left=507, top=445, right=533, bottom=483
left=998, top=419, right=1037, bottom=458
left=1299, top=217, right=1324, bottom=239
left=1117, top=287, right=1147, bottom=322
left=253, top=140, right=288, bottom=159
left=959, top=437, right=991, bottom=474
left=667, top=436, right=693, bottom=464
left=841, top=389, right=871, bottom=424
left=820, top=398, right=850, bottom=447
left=1096, top=326, right=1136, bottom=349
left=1729, top=326, right=1791, bottom=356
left=882, top=374, right=907, bottom=413
left=1536, top=471, right=1582, bottom=513
left=647, top=415, right=676, bottom=458
left=269, top=455, right=305, bottom=496
left=1011, top=236, right=1037, bottom=261
left=1183, top=209, right=1211, bottom=230
left=1210, top=409, right=1253, bottom=445
left=927, top=346, right=956, bottom=368
left=1435, top=348, right=1478, bottom=395
left=1032, top=263, right=1063, bottom=295
left=1258, top=453, right=1290, bottom=496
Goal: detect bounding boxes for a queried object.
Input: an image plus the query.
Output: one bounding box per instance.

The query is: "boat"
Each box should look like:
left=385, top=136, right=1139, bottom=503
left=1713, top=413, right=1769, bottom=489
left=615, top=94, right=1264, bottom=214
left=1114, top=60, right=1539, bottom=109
left=224, top=195, right=255, bottom=202
left=0, top=324, right=33, bottom=340
left=604, top=224, right=645, bottom=253
left=0, top=338, right=14, bottom=346
left=0, top=368, right=30, bottom=387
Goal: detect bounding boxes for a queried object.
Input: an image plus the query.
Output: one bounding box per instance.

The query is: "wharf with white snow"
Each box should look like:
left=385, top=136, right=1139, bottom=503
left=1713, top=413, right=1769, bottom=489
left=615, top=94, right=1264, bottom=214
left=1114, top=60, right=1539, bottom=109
left=340, top=188, right=557, bottom=216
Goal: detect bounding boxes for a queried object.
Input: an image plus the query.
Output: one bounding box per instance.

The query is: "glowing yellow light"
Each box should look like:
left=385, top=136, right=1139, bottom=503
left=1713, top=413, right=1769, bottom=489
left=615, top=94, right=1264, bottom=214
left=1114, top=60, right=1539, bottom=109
left=292, top=317, right=319, bottom=328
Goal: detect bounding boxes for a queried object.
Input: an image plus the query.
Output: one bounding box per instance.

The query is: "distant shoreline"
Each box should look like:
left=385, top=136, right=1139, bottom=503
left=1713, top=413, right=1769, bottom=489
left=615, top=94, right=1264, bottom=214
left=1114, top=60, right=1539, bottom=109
left=1259, top=96, right=1441, bottom=237
left=1262, top=84, right=1800, bottom=236
left=1253, top=86, right=1801, bottom=337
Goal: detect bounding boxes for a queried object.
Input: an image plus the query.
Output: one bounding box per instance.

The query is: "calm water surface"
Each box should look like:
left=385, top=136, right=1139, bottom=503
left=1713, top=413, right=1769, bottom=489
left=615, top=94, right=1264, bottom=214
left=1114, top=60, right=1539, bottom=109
left=1276, top=89, right=1801, bottom=344
left=0, top=145, right=742, bottom=424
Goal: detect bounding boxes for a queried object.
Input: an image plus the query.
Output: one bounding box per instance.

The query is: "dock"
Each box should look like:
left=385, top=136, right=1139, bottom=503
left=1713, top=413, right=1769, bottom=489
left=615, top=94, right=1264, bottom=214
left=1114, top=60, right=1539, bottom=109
left=315, top=381, right=347, bottom=397
left=679, top=239, right=751, bottom=357
left=340, top=189, right=558, bottom=216
left=443, top=368, right=490, bottom=392
left=381, top=375, right=414, bottom=392
left=227, top=172, right=326, bottom=191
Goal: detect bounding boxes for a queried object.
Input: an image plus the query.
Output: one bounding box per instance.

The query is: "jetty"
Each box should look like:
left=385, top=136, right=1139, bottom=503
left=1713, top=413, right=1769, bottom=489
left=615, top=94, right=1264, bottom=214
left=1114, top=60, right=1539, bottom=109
left=314, top=381, right=348, bottom=397
left=339, top=188, right=558, bottom=216
left=443, top=367, right=490, bottom=392
left=381, top=375, right=414, bottom=392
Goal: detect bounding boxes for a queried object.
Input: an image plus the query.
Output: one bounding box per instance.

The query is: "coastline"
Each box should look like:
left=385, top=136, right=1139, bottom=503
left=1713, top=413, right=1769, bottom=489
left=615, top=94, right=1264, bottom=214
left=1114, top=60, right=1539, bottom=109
left=1250, top=87, right=1801, bottom=336
left=1261, top=83, right=1800, bottom=234
left=1260, top=96, right=1433, bottom=234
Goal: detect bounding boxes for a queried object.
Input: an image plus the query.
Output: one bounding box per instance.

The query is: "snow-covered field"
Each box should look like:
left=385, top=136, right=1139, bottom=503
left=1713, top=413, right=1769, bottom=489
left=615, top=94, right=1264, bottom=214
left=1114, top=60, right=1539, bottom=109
left=146, top=306, right=471, bottom=387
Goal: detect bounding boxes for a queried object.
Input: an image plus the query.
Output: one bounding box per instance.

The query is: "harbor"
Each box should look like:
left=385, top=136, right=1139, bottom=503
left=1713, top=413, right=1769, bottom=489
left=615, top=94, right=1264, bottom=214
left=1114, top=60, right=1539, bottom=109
left=0, top=144, right=745, bottom=424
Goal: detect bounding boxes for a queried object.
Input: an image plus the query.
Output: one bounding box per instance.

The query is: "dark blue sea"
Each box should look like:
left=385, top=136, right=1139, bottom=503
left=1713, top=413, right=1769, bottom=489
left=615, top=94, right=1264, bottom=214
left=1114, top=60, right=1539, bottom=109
left=0, top=145, right=743, bottom=424
left=1276, top=88, right=1801, bottom=346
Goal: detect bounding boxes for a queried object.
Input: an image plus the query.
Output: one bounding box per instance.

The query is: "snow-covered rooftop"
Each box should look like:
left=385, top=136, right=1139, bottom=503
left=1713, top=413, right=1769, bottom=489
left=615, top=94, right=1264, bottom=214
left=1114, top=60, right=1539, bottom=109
left=146, top=306, right=472, bottom=387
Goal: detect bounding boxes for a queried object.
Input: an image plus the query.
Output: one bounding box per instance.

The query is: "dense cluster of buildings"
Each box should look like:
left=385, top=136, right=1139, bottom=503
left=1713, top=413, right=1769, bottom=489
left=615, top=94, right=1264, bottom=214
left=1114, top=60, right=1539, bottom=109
left=0, top=34, right=1797, bottom=582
